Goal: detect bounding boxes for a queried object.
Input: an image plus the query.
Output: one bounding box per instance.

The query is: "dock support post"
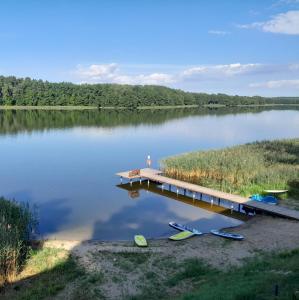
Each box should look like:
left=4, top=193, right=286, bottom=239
left=130, top=179, right=132, bottom=187
left=211, top=198, right=214, bottom=206
left=161, top=184, right=164, bottom=192
left=230, top=204, right=234, bottom=214
left=193, top=193, right=196, bottom=201
left=238, top=204, right=241, bottom=212
left=176, top=188, right=179, bottom=196
left=140, top=177, right=142, bottom=185
left=200, top=193, right=203, bottom=200
left=147, top=179, right=150, bottom=187
left=184, top=189, right=186, bottom=196
left=218, top=198, right=220, bottom=206
left=169, top=185, right=171, bottom=191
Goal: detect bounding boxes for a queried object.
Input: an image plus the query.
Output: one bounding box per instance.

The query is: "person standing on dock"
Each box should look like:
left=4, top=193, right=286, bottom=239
left=146, top=155, right=152, bottom=167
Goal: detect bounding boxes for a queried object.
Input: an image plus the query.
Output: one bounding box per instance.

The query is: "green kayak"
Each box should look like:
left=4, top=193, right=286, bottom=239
left=169, top=231, right=195, bottom=241
left=134, top=235, right=148, bottom=247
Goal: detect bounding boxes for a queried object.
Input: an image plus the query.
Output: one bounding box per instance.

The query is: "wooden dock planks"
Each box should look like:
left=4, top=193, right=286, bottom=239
left=116, top=168, right=299, bottom=221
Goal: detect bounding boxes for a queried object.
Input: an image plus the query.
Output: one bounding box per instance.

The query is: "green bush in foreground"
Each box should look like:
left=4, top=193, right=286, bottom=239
left=161, top=139, right=299, bottom=200
left=0, top=197, right=37, bottom=285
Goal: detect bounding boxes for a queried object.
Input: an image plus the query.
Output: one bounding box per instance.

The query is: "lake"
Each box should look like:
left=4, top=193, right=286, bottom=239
left=0, top=107, right=298, bottom=240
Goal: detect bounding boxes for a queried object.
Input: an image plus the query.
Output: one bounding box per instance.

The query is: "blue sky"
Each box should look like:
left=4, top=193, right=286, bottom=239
left=0, top=0, right=299, bottom=96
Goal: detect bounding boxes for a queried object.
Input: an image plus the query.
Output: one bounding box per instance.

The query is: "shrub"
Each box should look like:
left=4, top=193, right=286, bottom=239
left=0, top=197, right=37, bottom=286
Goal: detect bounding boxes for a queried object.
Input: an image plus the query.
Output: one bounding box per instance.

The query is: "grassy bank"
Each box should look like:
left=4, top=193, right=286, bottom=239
left=0, top=197, right=37, bottom=286
left=161, top=139, right=299, bottom=205
left=176, top=249, right=299, bottom=300
left=1, top=103, right=299, bottom=111
left=133, top=248, right=299, bottom=300
left=3, top=244, right=299, bottom=300
left=0, top=104, right=199, bottom=110
left=1, top=247, right=88, bottom=300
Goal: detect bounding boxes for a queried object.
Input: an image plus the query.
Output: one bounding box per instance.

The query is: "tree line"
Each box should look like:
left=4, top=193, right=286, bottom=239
left=1, top=75, right=299, bottom=107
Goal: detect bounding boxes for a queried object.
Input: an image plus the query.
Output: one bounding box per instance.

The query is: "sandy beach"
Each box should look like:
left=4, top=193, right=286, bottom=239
left=41, top=215, right=299, bottom=299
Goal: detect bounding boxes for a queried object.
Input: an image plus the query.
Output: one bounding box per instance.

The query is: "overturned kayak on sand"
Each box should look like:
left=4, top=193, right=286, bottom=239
left=169, top=221, right=202, bottom=235
left=169, top=231, right=195, bottom=241
left=210, top=229, right=244, bottom=241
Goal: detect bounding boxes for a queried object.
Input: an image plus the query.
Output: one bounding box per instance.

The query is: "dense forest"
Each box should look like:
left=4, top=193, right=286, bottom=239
left=0, top=75, right=299, bottom=107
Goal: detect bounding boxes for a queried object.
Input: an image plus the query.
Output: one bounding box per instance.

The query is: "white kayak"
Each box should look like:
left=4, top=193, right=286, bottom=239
left=169, top=221, right=202, bottom=235
left=210, top=229, right=244, bottom=241
left=264, top=189, right=288, bottom=194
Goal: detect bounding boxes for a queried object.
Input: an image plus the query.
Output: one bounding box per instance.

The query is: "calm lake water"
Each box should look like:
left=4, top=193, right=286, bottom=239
left=0, top=107, right=298, bottom=240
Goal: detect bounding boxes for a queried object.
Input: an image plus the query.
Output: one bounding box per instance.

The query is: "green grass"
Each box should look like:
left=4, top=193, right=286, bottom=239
left=166, top=259, right=217, bottom=287
left=1, top=247, right=85, bottom=300
left=161, top=139, right=299, bottom=204
left=111, top=252, right=151, bottom=272
left=1, top=104, right=299, bottom=111
left=132, top=249, right=299, bottom=300
left=177, top=249, right=299, bottom=300
left=0, top=105, right=99, bottom=110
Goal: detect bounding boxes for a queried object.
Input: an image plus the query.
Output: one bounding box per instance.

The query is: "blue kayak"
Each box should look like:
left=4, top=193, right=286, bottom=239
left=250, top=194, right=278, bottom=205
left=169, top=221, right=202, bottom=235
left=210, top=229, right=244, bottom=241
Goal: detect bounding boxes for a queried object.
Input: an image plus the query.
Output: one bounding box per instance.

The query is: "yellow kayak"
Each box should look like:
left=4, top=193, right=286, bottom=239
left=169, top=231, right=195, bottom=241
left=134, top=235, right=148, bottom=247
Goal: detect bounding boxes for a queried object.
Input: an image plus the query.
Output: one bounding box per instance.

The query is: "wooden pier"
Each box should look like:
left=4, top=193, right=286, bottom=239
left=116, top=168, right=299, bottom=221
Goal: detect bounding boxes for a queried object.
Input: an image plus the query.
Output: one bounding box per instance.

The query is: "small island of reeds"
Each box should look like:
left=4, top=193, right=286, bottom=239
left=161, top=139, right=299, bottom=208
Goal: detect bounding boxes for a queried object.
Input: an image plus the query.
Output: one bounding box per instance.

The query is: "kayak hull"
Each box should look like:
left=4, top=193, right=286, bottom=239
left=169, top=222, right=202, bottom=235
left=210, top=229, right=244, bottom=241
left=250, top=194, right=278, bottom=205
left=169, top=231, right=195, bottom=241
left=134, top=235, right=148, bottom=247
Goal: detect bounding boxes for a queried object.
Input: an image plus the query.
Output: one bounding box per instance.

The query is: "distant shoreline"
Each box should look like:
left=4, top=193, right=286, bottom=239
left=0, top=103, right=299, bottom=111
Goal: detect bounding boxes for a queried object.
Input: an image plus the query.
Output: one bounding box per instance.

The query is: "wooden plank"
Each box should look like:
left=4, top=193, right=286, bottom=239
left=144, top=173, right=248, bottom=203
left=116, top=168, right=162, bottom=179
left=116, top=168, right=299, bottom=220
left=245, top=200, right=299, bottom=220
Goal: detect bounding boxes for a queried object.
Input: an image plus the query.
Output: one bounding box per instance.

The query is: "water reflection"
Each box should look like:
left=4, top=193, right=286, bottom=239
left=0, top=106, right=298, bottom=135
left=117, top=182, right=247, bottom=220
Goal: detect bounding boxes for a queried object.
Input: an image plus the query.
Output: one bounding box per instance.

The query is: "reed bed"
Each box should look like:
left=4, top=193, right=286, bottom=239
left=0, top=197, right=37, bottom=286
left=161, top=139, right=299, bottom=199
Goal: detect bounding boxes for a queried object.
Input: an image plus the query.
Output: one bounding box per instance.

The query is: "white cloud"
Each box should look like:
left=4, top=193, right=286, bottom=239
left=75, top=63, right=174, bottom=85
left=75, top=63, right=118, bottom=80
left=238, top=10, right=299, bottom=35
left=111, top=73, right=174, bottom=85
left=272, top=0, right=299, bottom=7
left=73, top=62, right=299, bottom=96
left=237, top=22, right=263, bottom=30
left=289, top=63, right=299, bottom=70
left=181, top=63, right=263, bottom=79
left=75, top=63, right=269, bottom=85
left=249, top=79, right=299, bottom=88
left=208, top=30, right=231, bottom=35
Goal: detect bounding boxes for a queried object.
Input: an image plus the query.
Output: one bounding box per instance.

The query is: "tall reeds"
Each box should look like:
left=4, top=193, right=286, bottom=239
left=161, top=139, right=299, bottom=198
left=0, top=197, right=37, bottom=286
